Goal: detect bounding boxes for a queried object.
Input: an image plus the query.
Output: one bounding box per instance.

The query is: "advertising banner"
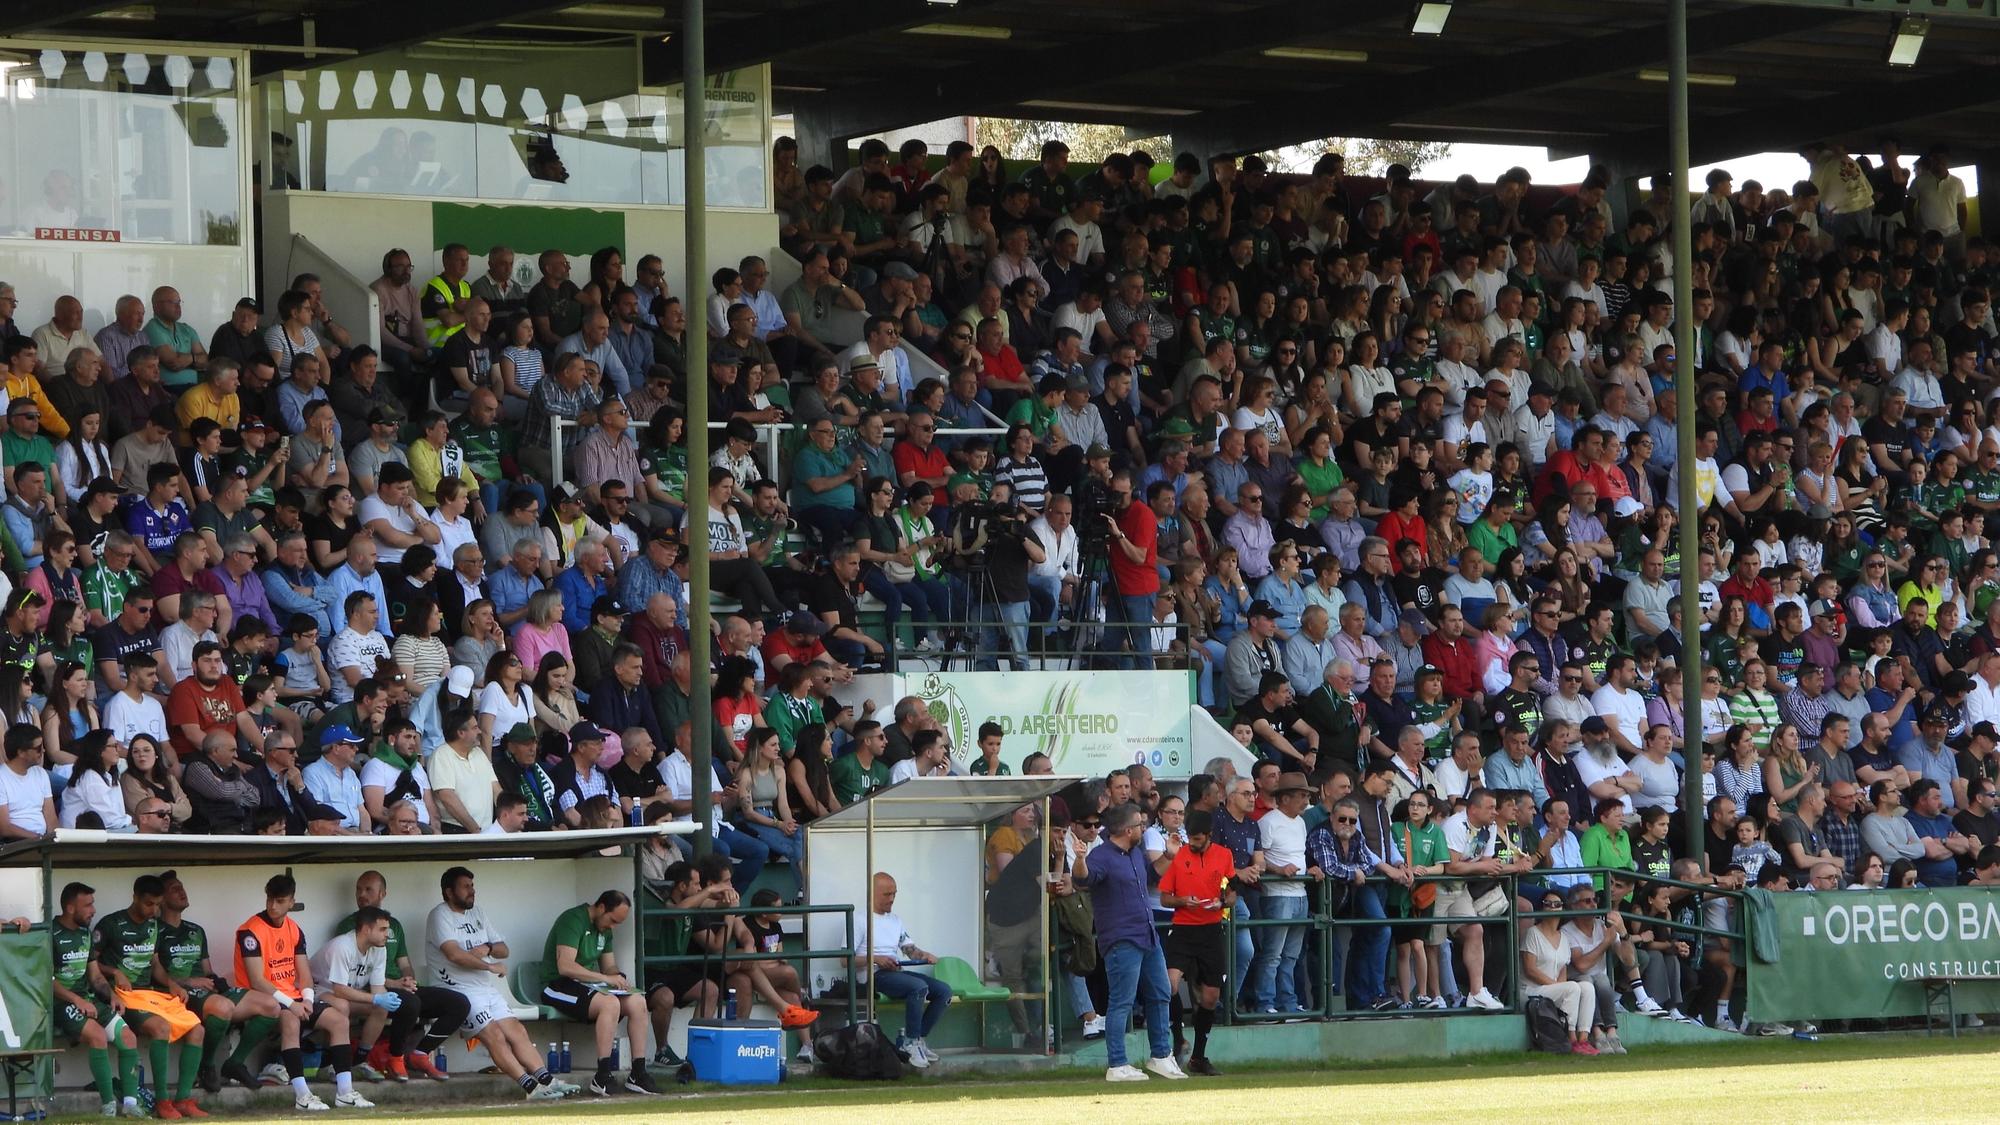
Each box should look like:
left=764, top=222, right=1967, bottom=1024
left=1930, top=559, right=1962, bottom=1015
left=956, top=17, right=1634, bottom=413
left=910, top=670, right=1194, bottom=778
left=1747, top=888, right=2000, bottom=1022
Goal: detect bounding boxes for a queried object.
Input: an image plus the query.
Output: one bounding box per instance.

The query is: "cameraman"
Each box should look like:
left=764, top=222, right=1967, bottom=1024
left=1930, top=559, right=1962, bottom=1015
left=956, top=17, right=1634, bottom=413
left=952, top=482, right=1045, bottom=671
left=1101, top=469, right=1160, bottom=669
left=1028, top=493, right=1081, bottom=626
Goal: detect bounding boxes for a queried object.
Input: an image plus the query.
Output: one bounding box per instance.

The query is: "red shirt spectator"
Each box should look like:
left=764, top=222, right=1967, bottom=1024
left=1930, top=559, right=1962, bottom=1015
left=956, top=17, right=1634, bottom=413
left=1421, top=628, right=1480, bottom=701
left=1109, top=490, right=1159, bottom=597
left=152, top=562, right=226, bottom=603
left=762, top=629, right=830, bottom=673
left=1718, top=573, right=1775, bottom=610
left=979, top=343, right=1028, bottom=393
left=629, top=612, right=680, bottom=689
left=1373, top=510, right=1427, bottom=573
left=893, top=438, right=951, bottom=505
left=166, top=672, right=245, bottom=760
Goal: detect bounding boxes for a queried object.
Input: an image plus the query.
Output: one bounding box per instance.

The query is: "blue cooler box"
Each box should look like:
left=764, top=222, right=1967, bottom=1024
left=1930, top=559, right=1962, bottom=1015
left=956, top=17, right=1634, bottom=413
left=686, top=1019, right=784, bottom=1085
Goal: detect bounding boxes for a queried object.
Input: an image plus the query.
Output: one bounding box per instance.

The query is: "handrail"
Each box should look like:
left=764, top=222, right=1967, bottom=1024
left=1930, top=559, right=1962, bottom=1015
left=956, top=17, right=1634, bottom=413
left=634, top=898, right=860, bottom=1027
left=282, top=233, right=380, bottom=353
left=547, top=415, right=1010, bottom=494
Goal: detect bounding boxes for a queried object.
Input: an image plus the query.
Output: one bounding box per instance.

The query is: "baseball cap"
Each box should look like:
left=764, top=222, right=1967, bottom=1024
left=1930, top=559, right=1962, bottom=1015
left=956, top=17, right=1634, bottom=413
left=1247, top=600, right=1281, bottom=620
left=240, top=416, right=272, bottom=433
left=592, top=596, right=628, bottom=618
left=1398, top=609, right=1432, bottom=636
left=1086, top=443, right=1112, bottom=459
left=1810, top=598, right=1842, bottom=619
left=1580, top=716, right=1610, bottom=734
left=568, top=720, right=607, bottom=744
left=785, top=610, right=827, bottom=635
left=552, top=481, right=583, bottom=505
left=446, top=665, right=475, bottom=697
left=304, top=802, right=344, bottom=825
left=367, top=405, right=404, bottom=426
left=710, top=345, right=743, bottom=367
left=503, top=722, right=538, bottom=744
left=1974, top=721, right=2000, bottom=742
left=1921, top=704, right=1953, bottom=725
left=321, top=724, right=366, bottom=747
left=883, top=262, right=918, bottom=281
left=1065, top=374, right=1091, bottom=393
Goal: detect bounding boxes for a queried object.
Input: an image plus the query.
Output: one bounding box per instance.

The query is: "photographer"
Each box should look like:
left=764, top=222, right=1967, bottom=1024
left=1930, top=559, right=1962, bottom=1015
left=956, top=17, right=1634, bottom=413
left=951, top=482, right=1045, bottom=671
left=1101, top=469, right=1161, bottom=669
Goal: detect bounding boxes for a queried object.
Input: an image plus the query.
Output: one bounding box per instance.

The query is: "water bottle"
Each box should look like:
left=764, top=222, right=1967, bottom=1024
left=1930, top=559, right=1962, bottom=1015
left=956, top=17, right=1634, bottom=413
left=545, top=1043, right=559, bottom=1073
left=629, top=804, right=643, bottom=827
left=725, top=988, right=738, bottom=1020
left=610, top=1042, right=620, bottom=1070
left=560, top=1040, right=572, bottom=1073
left=433, top=1049, right=447, bottom=1075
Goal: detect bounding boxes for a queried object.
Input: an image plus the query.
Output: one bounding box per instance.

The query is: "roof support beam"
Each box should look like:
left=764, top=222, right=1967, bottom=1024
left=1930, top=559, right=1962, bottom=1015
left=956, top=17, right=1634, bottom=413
left=1598, top=64, right=2000, bottom=167
left=0, top=1, right=131, bottom=34
left=251, top=0, right=583, bottom=75
left=645, top=0, right=1012, bottom=85
left=1177, top=5, right=1845, bottom=157
left=800, top=0, right=1417, bottom=143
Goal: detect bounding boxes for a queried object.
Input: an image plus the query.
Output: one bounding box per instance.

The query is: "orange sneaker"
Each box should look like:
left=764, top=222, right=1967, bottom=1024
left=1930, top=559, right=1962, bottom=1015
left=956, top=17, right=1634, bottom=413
left=173, top=1100, right=209, bottom=1119
left=779, top=1005, right=820, bottom=1029
left=153, top=1100, right=182, bottom=1120
left=386, top=1055, right=409, bottom=1082
left=405, top=1052, right=447, bottom=1082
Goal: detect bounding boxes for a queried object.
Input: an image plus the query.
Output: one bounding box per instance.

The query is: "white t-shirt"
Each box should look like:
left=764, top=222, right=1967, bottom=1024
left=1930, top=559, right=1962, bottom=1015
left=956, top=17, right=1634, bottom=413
left=868, top=911, right=914, bottom=959
left=426, top=902, right=504, bottom=992
left=1257, top=809, right=1308, bottom=898
left=1573, top=746, right=1637, bottom=815
left=661, top=750, right=723, bottom=836
left=0, top=764, right=50, bottom=836
left=309, top=930, right=386, bottom=991
left=1441, top=811, right=1498, bottom=861
left=432, top=510, right=477, bottom=567
left=1590, top=684, right=1648, bottom=750
left=706, top=505, right=746, bottom=555
left=477, top=682, right=533, bottom=736
left=104, top=691, right=168, bottom=745
left=358, top=495, right=419, bottom=565
left=359, top=756, right=433, bottom=825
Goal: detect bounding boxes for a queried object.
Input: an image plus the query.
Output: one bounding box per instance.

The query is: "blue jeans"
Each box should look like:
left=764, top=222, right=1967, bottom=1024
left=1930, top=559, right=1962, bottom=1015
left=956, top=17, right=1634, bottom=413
left=1027, top=571, right=1063, bottom=624
left=744, top=818, right=803, bottom=866
left=796, top=504, right=862, bottom=546
left=875, top=970, right=952, bottom=1039
left=1251, top=894, right=1309, bottom=1011
left=895, top=577, right=954, bottom=639
left=862, top=568, right=904, bottom=636
left=1193, top=638, right=1226, bottom=708
left=1100, top=939, right=1171, bottom=1068
left=1342, top=885, right=1390, bottom=1006
left=977, top=600, right=1030, bottom=670
left=1102, top=592, right=1156, bottom=669
left=1232, top=895, right=1256, bottom=1005
left=713, top=824, right=769, bottom=890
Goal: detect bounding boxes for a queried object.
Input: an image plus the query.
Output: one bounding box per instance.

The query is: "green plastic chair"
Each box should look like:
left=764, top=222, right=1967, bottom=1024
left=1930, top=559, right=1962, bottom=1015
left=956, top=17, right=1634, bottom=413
left=930, top=956, right=1009, bottom=1002
left=509, top=958, right=558, bottom=1020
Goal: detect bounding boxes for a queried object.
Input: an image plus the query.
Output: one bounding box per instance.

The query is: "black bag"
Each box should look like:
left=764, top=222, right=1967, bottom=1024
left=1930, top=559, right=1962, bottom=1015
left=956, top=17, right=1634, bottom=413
left=812, top=1021, right=906, bottom=1080
left=1523, top=996, right=1572, bottom=1053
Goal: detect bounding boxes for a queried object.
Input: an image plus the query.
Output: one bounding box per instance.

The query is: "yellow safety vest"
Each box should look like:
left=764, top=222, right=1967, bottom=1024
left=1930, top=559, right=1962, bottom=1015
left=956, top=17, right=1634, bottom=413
left=424, top=275, right=471, bottom=346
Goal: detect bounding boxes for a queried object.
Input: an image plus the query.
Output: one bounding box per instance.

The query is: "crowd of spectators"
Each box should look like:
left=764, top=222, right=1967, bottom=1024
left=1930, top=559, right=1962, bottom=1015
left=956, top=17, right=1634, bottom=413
left=7, top=134, right=2000, bottom=1068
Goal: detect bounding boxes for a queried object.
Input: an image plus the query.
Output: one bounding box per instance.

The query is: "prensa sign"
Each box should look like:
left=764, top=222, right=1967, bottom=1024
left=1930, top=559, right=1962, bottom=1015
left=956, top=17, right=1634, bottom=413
left=33, top=227, right=121, bottom=242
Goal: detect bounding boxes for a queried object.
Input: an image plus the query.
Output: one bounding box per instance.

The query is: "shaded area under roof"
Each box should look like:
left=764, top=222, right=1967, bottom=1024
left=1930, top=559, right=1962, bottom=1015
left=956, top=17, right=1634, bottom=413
left=0, top=824, right=693, bottom=869
left=9, top=0, right=2000, bottom=167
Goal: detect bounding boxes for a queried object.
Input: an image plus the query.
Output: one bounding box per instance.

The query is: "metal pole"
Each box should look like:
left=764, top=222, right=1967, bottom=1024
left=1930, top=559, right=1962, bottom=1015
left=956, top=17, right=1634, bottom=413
left=683, top=0, right=713, bottom=858
left=1669, top=0, right=1706, bottom=863
left=865, top=803, right=877, bottom=1025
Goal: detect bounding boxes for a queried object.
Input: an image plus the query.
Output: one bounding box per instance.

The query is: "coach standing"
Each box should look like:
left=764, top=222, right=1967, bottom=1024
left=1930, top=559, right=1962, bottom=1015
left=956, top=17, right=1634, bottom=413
left=1072, top=802, right=1187, bottom=1082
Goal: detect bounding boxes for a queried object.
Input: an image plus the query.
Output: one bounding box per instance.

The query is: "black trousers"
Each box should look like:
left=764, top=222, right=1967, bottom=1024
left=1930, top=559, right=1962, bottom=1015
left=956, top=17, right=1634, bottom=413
left=382, top=986, right=472, bottom=1055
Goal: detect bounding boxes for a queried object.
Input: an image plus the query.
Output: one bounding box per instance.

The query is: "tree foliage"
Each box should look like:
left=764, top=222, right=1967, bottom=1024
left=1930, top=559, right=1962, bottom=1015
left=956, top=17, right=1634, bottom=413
left=972, top=118, right=1450, bottom=178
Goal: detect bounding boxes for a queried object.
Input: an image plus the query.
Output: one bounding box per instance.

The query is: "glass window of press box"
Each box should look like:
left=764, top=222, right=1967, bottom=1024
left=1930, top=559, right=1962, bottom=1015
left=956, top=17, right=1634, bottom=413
left=0, top=50, right=245, bottom=245
left=262, top=42, right=768, bottom=210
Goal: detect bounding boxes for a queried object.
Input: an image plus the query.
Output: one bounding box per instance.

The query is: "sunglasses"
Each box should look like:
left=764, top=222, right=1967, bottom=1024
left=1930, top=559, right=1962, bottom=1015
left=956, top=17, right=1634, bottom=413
left=1333, top=816, right=1357, bottom=824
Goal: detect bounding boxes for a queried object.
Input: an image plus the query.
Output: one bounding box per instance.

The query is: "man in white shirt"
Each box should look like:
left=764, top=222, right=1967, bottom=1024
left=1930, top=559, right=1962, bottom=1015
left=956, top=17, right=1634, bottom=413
left=838, top=316, right=910, bottom=404
left=662, top=721, right=769, bottom=891
left=358, top=464, right=442, bottom=572
left=1479, top=287, right=1526, bottom=349
left=104, top=653, right=169, bottom=745
left=425, top=866, right=575, bottom=1099
left=863, top=873, right=952, bottom=1066
left=1249, top=773, right=1312, bottom=1014
left=1665, top=423, right=1738, bottom=517
left=1513, top=383, right=1559, bottom=472
left=890, top=729, right=956, bottom=784
left=0, top=726, right=52, bottom=839
left=1436, top=789, right=1508, bottom=1010
left=1588, top=655, right=1649, bottom=757
left=1911, top=146, right=1968, bottom=253
left=1028, top=494, right=1081, bottom=624
left=1574, top=718, right=1643, bottom=818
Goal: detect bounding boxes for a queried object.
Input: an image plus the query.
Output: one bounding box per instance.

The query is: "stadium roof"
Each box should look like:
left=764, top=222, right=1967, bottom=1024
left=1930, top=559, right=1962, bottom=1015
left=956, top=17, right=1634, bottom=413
left=815, top=775, right=1080, bottom=829
left=9, top=0, right=2000, bottom=163
left=0, top=824, right=693, bottom=868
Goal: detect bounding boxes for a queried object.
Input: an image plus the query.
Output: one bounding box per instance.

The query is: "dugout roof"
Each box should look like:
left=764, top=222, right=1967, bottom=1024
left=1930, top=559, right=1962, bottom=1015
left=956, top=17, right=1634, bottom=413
left=0, top=824, right=693, bottom=868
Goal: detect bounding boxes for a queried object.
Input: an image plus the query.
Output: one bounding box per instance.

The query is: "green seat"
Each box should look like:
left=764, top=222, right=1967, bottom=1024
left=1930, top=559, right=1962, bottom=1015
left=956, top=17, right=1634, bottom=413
left=931, top=956, right=1009, bottom=1002
left=509, top=959, right=558, bottom=1020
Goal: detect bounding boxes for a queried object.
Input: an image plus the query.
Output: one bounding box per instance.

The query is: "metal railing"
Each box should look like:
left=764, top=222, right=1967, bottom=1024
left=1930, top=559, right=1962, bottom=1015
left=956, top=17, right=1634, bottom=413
left=549, top=416, right=1009, bottom=495
left=884, top=615, right=1193, bottom=673
left=633, top=893, right=860, bottom=1028
left=1049, top=865, right=1747, bottom=1043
